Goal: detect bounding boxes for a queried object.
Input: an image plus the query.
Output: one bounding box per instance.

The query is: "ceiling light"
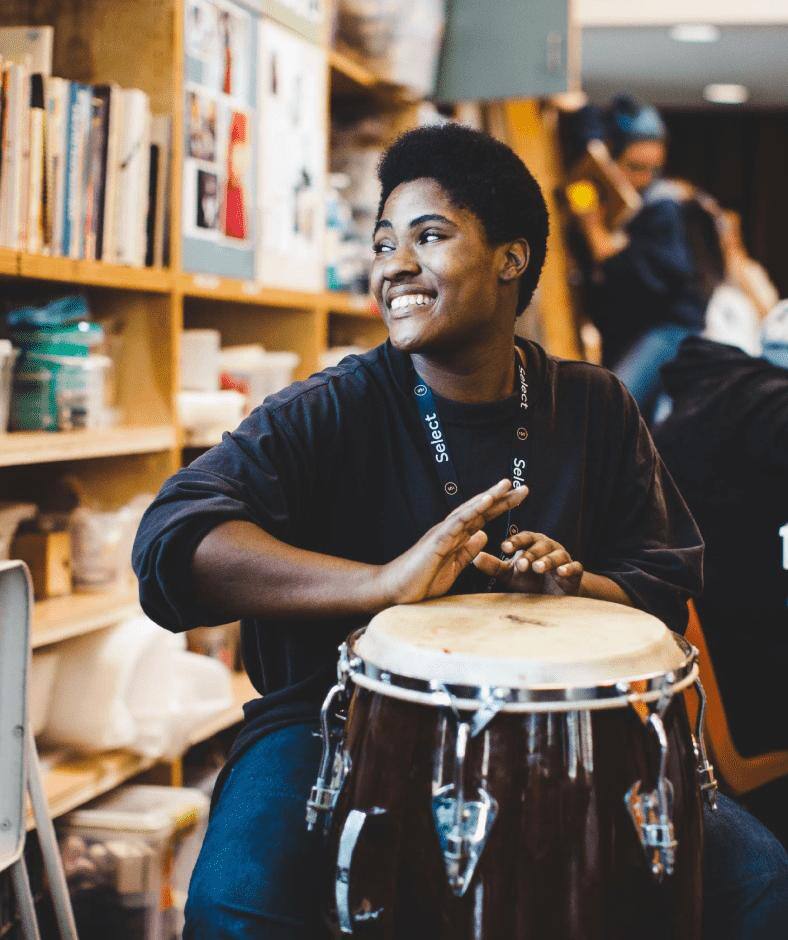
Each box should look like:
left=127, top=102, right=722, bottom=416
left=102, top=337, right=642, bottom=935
left=703, top=83, right=749, bottom=104
left=670, top=24, right=721, bottom=43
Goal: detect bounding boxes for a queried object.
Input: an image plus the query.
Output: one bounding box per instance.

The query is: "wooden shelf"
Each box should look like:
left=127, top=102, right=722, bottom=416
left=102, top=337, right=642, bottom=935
left=329, top=46, right=380, bottom=90
left=15, top=253, right=172, bottom=293
left=179, top=272, right=322, bottom=309
left=329, top=45, right=417, bottom=103
left=0, top=425, right=177, bottom=467
left=29, top=749, right=158, bottom=830
left=324, top=291, right=380, bottom=319
left=29, top=670, right=255, bottom=828
left=0, top=246, right=17, bottom=276
left=33, top=587, right=141, bottom=649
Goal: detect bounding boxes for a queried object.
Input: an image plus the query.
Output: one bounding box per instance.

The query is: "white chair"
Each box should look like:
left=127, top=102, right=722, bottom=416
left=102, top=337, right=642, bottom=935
left=0, top=560, right=78, bottom=940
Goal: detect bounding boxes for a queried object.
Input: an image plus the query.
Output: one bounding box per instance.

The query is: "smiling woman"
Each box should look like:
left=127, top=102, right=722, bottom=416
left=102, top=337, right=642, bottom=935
left=131, top=123, right=787, bottom=937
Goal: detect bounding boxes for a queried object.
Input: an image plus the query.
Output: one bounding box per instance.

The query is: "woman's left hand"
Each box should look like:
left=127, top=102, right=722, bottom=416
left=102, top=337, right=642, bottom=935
left=472, top=531, right=583, bottom=596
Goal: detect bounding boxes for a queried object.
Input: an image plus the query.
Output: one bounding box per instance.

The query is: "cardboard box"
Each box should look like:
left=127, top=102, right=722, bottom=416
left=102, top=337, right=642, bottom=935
left=12, top=530, right=72, bottom=599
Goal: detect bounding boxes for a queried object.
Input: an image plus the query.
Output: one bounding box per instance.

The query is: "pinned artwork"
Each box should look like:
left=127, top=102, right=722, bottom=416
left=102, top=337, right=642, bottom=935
left=256, top=17, right=326, bottom=290
left=182, top=0, right=256, bottom=273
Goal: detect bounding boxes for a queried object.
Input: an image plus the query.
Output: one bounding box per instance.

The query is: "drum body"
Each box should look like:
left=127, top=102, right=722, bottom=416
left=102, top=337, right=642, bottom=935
left=314, top=596, right=710, bottom=940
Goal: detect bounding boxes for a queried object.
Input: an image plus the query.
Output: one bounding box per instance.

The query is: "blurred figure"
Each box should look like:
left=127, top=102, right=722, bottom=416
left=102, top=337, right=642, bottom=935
left=566, top=96, right=706, bottom=421
left=654, top=306, right=788, bottom=842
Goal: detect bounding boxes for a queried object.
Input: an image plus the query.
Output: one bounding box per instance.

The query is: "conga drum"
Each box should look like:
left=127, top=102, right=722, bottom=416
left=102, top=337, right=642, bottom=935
left=306, top=595, right=717, bottom=939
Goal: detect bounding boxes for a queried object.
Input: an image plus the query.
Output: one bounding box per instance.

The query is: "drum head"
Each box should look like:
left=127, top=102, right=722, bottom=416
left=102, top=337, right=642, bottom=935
left=356, top=594, right=688, bottom=690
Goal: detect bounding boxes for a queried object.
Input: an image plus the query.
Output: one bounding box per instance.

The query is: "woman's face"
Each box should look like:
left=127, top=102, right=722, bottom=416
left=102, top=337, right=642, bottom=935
left=371, top=178, right=518, bottom=355
left=616, top=140, right=666, bottom=194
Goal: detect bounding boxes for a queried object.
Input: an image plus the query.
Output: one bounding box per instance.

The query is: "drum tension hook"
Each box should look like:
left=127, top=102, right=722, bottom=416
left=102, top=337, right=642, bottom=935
left=306, top=643, right=355, bottom=833
left=692, top=673, right=719, bottom=811
left=431, top=686, right=504, bottom=897
left=625, top=710, right=678, bottom=882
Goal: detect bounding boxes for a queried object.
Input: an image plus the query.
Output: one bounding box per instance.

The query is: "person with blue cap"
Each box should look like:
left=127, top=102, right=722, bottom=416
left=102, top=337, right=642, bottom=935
left=568, top=95, right=706, bottom=422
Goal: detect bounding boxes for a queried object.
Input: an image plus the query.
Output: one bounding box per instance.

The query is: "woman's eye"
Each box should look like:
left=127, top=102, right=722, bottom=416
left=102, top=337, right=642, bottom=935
left=372, top=242, right=394, bottom=254
left=420, top=230, right=443, bottom=244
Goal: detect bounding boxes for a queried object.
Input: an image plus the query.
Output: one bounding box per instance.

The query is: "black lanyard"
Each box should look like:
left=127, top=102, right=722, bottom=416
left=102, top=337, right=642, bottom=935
left=412, top=350, right=530, bottom=586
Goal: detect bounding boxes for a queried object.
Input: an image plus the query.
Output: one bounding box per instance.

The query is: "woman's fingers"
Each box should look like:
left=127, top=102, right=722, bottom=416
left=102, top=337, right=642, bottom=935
left=454, top=530, right=489, bottom=569
left=555, top=560, right=584, bottom=579
left=435, top=481, right=528, bottom=555
left=471, top=550, right=507, bottom=577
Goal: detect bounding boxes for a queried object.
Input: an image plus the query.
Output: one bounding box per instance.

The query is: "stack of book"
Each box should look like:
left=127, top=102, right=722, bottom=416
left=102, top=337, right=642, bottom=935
left=0, top=27, right=169, bottom=268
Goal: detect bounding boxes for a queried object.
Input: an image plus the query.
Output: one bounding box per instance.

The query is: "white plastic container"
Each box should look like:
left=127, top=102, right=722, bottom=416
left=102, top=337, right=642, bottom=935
left=59, top=785, right=210, bottom=940
left=29, top=647, right=60, bottom=736
left=180, top=329, right=221, bottom=391
left=177, top=389, right=246, bottom=444
left=219, top=345, right=299, bottom=411
left=0, top=339, right=17, bottom=433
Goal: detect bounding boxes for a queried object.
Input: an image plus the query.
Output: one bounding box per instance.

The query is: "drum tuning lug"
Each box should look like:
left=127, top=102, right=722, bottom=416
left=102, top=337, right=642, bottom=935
left=615, top=680, right=631, bottom=696
left=692, top=679, right=719, bottom=811
left=469, top=688, right=506, bottom=738
left=429, top=680, right=461, bottom=718
left=432, top=784, right=498, bottom=897
left=625, top=712, right=678, bottom=881
left=306, top=681, right=350, bottom=832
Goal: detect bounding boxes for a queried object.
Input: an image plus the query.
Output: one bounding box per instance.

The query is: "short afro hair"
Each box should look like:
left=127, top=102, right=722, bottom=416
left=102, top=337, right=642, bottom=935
left=377, top=123, right=549, bottom=314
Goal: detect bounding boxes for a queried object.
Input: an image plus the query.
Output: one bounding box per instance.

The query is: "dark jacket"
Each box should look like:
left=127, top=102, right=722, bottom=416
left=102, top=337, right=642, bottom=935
left=655, top=336, right=788, bottom=755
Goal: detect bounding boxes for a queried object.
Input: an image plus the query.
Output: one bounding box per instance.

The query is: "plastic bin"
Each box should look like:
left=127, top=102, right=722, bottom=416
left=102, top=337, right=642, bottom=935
left=219, top=345, right=300, bottom=411
left=0, top=340, right=17, bottom=433
left=59, top=785, right=210, bottom=940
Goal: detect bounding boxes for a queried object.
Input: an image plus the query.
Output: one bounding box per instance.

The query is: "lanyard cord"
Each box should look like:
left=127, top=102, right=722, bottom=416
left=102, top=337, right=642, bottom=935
left=412, top=349, right=530, bottom=589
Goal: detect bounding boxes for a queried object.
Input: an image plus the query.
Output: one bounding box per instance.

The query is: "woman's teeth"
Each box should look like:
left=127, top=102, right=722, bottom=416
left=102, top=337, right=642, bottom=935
left=389, top=294, right=434, bottom=311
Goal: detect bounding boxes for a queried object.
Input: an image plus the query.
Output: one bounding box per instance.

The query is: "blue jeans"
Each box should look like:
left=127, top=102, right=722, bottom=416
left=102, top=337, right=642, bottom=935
left=612, top=325, right=696, bottom=423
left=184, top=722, right=788, bottom=938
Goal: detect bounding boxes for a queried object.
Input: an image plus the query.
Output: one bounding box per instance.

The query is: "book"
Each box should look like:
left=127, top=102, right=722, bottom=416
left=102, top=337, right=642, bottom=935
left=83, top=89, right=108, bottom=260
left=0, top=61, right=30, bottom=249
left=44, top=76, right=69, bottom=255
left=112, top=87, right=151, bottom=266
left=100, top=83, right=123, bottom=263
left=150, top=114, right=171, bottom=267
left=26, top=73, right=46, bottom=254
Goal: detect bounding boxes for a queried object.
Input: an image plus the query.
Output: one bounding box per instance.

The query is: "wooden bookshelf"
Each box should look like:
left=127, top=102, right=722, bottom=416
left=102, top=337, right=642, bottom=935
left=28, top=670, right=255, bottom=829
left=0, top=425, right=177, bottom=467
left=0, top=246, right=17, bottom=276
left=178, top=272, right=321, bottom=310
left=32, top=587, right=141, bottom=649
left=329, top=46, right=380, bottom=91
left=323, top=291, right=380, bottom=318
left=16, top=253, right=172, bottom=293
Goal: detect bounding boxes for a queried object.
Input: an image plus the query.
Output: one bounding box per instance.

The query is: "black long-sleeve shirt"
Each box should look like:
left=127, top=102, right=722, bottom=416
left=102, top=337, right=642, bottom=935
left=133, top=338, right=703, bottom=750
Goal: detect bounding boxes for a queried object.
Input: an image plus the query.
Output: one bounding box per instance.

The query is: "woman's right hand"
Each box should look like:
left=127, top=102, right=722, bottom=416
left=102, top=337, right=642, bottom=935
left=375, top=479, right=529, bottom=607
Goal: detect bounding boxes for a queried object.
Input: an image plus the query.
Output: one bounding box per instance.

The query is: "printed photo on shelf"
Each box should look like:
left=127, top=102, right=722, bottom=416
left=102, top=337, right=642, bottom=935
left=186, top=86, right=218, bottom=161
left=185, top=0, right=218, bottom=62
left=256, top=17, right=326, bottom=290
left=185, top=0, right=252, bottom=100
left=182, top=0, right=257, bottom=277
left=223, top=109, right=251, bottom=241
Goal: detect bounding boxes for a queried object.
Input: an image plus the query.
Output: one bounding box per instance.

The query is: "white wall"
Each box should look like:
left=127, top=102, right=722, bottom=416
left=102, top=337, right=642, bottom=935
left=577, top=0, right=788, bottom=26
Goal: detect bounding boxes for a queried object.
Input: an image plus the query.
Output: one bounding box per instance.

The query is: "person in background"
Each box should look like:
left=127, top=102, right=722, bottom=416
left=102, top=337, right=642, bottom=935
left=566, top=95, right=706, bottom=421
left=654, top=303, right=788, bottom=849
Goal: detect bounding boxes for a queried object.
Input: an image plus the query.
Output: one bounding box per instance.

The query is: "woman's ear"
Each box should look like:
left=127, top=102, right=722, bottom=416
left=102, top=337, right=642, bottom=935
left=500, top=238, right=530, bottom=284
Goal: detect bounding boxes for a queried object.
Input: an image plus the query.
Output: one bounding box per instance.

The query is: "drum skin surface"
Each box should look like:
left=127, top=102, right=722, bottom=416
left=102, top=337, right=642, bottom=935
left=324, top=687, right=703, bottom=939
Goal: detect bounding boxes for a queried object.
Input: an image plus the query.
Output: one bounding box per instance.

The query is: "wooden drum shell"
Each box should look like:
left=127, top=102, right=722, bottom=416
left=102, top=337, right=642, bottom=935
left=323, top=686, right=703, bottom=940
